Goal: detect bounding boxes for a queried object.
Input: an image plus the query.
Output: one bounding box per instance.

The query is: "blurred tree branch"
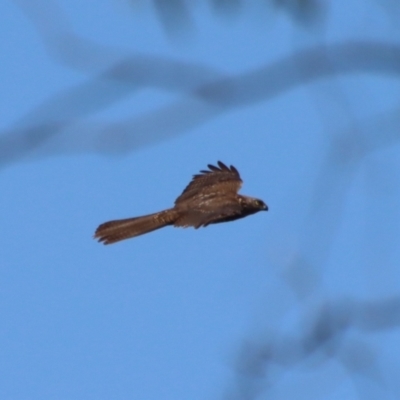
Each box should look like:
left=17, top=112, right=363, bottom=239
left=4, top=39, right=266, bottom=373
left=226, top=297, right=400, bottom=399
left=1, top=37, right=400, bottom=166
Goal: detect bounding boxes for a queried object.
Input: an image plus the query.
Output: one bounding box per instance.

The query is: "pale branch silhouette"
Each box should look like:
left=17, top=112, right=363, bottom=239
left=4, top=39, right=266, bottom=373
left=1, top=41, right=400, bottom=167
left=225, top=297, right=400, bottom=400
left=147, top=0, right=325, bottom=36
left=7, top=2, right=400, bottom=166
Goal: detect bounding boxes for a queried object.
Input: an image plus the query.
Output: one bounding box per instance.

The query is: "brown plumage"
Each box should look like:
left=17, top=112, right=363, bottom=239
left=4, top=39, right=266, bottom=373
left=94, top=161, right=268, bottom=244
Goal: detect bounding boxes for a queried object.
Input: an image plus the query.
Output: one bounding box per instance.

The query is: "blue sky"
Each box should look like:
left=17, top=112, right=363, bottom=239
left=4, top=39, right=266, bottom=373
left=1, top=1, right=400, bottom=399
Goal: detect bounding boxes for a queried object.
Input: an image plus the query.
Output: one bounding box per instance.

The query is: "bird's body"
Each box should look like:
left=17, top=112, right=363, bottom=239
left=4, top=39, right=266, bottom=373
left=94, top=161, right=268, bottom=244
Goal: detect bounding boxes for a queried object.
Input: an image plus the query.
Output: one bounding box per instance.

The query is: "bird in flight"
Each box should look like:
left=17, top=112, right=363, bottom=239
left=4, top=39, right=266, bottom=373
left=94, top=161, right=268, bottom=245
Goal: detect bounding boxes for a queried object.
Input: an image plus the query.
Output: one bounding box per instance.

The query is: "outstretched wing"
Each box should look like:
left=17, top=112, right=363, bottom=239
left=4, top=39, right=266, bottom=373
left=175, top=161, right=242, bottom=205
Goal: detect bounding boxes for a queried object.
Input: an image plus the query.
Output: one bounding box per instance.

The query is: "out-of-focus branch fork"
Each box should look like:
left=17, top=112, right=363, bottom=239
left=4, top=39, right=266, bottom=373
left=2, top=38, right=400, bottom=167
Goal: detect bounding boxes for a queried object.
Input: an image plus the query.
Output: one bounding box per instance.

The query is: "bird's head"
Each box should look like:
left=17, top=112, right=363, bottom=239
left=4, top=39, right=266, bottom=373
left=252, top=198, right=269, bottom=211
left=239, top=196, right=269, bottom=213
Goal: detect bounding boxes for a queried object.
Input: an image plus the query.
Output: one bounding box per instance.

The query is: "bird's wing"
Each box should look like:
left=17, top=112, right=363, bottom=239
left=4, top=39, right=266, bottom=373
left=173, top=200, right=243, bottom=228
left=174, top=161, right=242, bottom=205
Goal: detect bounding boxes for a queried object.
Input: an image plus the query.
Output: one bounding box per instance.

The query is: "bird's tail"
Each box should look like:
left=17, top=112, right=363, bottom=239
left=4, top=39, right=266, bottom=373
left=94, top=209, right=178, bottom=245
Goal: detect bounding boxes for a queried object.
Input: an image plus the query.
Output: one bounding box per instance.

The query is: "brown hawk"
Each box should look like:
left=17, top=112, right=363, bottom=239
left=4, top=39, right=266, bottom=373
left=94, top=161, right=268, bottom=244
